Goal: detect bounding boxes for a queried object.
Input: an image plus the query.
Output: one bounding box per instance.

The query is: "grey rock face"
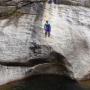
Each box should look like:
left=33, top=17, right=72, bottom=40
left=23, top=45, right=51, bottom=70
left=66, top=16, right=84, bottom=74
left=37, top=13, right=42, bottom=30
left=0, top=0, right=90, bottom=85
left=0, top=0, right=45, bottom=19
left=0, top=49, right=70, bottom=85
left=0, top=0, right=90, bottom=7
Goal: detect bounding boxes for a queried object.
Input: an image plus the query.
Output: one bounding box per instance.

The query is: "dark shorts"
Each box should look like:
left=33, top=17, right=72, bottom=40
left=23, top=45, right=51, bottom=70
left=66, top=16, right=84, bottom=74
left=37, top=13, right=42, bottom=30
left=45, top=30, right=51, bottom=32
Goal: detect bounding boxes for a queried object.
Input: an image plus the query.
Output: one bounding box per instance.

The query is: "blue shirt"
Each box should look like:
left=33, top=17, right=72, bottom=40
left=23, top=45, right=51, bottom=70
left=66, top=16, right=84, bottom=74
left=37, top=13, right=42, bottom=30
left=44, top=23, right=51, bottom=32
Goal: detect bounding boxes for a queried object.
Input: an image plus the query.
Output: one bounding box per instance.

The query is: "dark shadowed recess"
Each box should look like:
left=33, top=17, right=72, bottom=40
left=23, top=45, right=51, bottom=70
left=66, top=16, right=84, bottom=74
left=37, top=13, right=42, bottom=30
left=0, top=51, right=70, bottom=67
left=0, top=74, right=83, bottom=90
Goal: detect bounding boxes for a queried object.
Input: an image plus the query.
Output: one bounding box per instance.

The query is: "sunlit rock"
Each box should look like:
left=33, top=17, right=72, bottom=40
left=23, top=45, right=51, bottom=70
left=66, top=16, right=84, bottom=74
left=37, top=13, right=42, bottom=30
left=42, top=3, right=90, bottom=79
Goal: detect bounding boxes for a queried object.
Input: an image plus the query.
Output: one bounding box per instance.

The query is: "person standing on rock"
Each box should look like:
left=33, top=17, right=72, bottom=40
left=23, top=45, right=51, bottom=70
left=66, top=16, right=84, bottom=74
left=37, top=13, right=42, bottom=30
left=44, top=21, right=51, bottom=37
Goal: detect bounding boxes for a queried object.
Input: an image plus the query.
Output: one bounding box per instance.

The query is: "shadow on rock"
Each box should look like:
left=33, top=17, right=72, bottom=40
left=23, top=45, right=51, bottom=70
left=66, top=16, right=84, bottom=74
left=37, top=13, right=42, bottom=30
left=0, top=74, right=84, bottom=90
left=25, top=51, right=72, bottom=78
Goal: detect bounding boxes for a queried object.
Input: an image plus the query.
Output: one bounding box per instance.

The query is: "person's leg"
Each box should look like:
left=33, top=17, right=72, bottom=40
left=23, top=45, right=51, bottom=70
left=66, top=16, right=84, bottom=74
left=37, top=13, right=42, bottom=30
left=45, top=31, right=47, bottom=37
left=48, top=32, right=50, bottom=37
